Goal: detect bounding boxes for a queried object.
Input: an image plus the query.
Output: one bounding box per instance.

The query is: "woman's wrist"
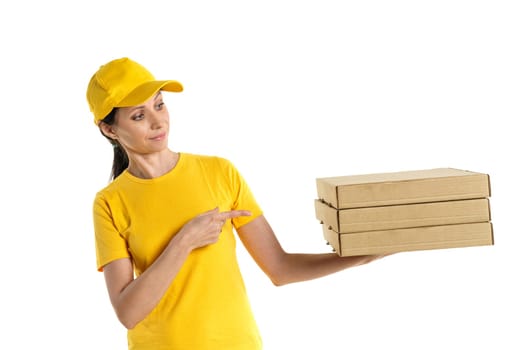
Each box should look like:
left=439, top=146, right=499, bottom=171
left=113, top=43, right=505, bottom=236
left=168, top=230, right=194, bottom=256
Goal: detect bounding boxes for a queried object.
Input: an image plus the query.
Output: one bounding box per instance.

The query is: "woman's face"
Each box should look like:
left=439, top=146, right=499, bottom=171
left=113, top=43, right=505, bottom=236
left=104, top=92, right=170, bottom=155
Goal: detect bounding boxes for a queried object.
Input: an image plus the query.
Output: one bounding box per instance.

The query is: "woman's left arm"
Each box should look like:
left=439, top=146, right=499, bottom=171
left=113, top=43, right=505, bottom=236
left=236, top=215, right=388, bottom=286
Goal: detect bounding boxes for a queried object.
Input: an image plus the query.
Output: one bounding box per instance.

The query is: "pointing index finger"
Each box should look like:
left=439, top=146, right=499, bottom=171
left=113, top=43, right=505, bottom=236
left=219, top=210, right=252, bottom=220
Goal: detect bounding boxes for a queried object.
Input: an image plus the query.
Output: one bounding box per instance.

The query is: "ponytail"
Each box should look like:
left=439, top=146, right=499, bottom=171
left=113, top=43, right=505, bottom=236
left=100, top=108, right=129, bottom=180
left=110, top=141, right=129, bottom=180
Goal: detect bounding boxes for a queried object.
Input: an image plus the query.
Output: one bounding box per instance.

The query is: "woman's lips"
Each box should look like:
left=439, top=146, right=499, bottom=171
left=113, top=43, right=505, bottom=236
left=150, top=132, right=166, bottom=141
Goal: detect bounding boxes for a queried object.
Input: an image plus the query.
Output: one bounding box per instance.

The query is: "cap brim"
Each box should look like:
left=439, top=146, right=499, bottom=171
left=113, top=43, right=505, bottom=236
left=117, top=80, right=183, bottom=107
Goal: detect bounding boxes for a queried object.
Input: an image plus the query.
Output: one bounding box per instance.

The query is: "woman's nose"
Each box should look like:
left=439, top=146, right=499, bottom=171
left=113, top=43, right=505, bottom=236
left=149, top=111, right=164, bottom=128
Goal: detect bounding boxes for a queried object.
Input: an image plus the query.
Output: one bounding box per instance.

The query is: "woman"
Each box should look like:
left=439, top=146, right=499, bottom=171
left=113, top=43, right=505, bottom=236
left=87, top=57, right=385, bottom=350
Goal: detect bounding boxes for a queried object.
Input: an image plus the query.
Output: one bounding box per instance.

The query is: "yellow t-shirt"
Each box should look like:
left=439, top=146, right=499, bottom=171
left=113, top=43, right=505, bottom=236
left=93, top=153, right=263, bottom=350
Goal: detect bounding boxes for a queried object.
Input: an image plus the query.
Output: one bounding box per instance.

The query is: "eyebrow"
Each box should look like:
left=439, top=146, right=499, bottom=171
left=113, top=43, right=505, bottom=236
left=127, top=92, right=162, bottom=112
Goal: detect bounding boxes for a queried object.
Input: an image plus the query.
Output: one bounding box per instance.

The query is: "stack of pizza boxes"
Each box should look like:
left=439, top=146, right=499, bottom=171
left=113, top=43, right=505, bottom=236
left=315, top=168, right=494, bottom=256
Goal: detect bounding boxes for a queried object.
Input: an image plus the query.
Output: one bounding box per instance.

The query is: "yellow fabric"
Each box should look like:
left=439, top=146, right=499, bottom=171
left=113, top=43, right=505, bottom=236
left=93, top=153, right=263, bottom=350
left=86, top=57, right=183, bottom=124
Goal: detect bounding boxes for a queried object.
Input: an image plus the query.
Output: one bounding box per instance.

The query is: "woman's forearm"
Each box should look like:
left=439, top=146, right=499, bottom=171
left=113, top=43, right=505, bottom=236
left=107, top=209, right=245, bottom=329
left=238, top=215, right=387, bottom=287
left=108, top=234, right=191, bottom=329
left=271, top=253, right=385, bottom=286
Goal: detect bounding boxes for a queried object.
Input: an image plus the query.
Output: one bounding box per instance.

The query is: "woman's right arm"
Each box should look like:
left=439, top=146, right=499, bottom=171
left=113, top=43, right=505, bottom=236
left=103, top=208, right=251, bottom=329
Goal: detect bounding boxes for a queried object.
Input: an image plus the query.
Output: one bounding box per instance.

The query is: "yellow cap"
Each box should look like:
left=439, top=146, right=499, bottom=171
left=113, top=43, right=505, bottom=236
left=86, top=57, right=183, bottom=125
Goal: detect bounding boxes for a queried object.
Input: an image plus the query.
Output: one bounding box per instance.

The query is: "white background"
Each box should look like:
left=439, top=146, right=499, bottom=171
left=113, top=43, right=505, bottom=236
left=1, top=1, right=524, bottom=349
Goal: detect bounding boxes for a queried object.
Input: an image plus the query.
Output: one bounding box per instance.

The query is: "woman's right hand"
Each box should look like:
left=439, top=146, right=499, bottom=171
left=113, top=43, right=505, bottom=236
left=177, top=207, right=252, bottom=251
left=103, top=207, right=251, bottom=329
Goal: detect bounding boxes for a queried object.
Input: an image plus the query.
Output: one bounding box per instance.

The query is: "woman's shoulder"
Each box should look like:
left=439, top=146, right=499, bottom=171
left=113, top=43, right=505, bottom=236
left=93, top=172, right=129, bottom=201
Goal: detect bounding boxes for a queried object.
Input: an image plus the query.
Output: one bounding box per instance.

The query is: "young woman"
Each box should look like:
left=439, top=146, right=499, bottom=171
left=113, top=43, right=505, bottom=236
left=87, top=57, right=386, bottom=350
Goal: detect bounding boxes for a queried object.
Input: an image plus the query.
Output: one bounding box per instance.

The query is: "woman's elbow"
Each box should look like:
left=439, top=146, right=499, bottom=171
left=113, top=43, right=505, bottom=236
left=120, top=318, right=138, bottom=330
left=270, top=275, right=286, bottom=287
left=267, top=267, right=293, bottom=287
left=115, top=308, right=140, bottom=330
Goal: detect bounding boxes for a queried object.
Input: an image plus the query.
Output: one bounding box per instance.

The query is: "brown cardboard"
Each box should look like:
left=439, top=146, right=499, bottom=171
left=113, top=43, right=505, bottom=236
left=315, top=198, right=491, bottom=233
left=322, top=222, right=494, bottom=256
left=316, top=168, right=491, bottom=209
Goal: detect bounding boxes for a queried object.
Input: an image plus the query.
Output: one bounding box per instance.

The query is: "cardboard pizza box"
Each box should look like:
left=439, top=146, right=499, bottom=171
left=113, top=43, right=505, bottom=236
left=314, top=198, right=491, bottom=233
left=316, top=168, right=490, bottom=209
left=322, top=222, right=494, bottom=256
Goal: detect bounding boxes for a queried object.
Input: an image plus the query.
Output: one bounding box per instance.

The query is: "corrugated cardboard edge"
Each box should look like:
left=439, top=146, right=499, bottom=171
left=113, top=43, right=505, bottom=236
left=340, top=222, right=494, bottom=256
left=316, top=179, right=339, bottom=211
left=316, top=198, right=491, bottom=233
left=314, top=199, right=340, bottom=231
left=325, top=222, right=493, bottom=256
left=487, top=173, right=492, bottom=197
left=487, top=197, right=492, bottom=221
left=322, top=224, right=342, bottom=256
left=336, top=173, right=490, bottom=209
left=317, top=168, right=491, bottom=209
left=336, top=197, right=492, bottom=233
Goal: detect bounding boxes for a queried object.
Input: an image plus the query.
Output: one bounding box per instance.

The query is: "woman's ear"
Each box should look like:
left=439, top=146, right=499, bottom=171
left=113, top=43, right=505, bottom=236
left=99, top=122, right=118, bottom=140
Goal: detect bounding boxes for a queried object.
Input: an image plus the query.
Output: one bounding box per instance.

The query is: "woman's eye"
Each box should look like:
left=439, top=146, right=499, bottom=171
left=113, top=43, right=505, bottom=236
left=156, top=102, right=165, bottom=110
left=132, top=113, right=144, bottom=121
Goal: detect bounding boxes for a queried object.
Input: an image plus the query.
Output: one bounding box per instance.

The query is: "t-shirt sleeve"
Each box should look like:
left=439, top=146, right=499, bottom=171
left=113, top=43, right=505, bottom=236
left=221, top=158, right=263, bottom=229
left=93, top=192, right=131, bottom=271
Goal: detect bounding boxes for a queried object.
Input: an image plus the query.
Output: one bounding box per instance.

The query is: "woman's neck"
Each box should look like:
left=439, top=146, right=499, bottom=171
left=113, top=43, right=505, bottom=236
left=127, top=149, right=180, bottom=179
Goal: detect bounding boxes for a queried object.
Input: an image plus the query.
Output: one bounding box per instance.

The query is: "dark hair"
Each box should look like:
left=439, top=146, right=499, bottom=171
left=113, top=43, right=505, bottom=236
left=100, top=108, right=129, bottom=180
